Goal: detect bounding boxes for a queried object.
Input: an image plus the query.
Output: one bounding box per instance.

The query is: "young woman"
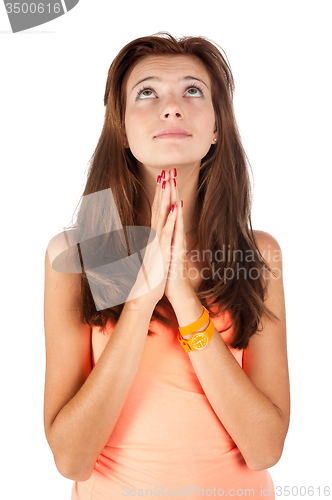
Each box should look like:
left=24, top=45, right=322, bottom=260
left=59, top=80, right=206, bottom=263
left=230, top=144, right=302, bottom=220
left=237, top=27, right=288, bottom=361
left=44, top=33, right=290, bottom=499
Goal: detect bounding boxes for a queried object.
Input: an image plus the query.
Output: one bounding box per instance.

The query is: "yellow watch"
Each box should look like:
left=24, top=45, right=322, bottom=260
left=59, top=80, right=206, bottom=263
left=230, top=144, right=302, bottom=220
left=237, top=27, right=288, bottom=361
left=177, top=317, right=215, bottom=353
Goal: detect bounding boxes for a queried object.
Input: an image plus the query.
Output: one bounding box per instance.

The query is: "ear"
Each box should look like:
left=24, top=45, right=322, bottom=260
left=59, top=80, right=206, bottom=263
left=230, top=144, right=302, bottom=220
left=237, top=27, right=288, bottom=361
left=211, top=130, right=217, bottom=145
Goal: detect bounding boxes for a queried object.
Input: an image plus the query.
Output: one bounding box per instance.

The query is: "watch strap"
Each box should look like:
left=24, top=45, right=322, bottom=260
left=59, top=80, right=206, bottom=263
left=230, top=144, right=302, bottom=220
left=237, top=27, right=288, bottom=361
left=178, top=306, right=209, bottom=336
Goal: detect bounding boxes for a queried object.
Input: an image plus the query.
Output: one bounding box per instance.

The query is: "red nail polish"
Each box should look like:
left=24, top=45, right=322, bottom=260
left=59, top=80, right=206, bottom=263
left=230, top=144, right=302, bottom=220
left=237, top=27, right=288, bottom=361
left=170, top=204, right=175, bottom=213
left=174, top=168, right=177, bottom=178
left=181, top=200, right=183, bottom=208
left=161, top=170, right=166, bottom=179
left=162, top=181, right=166, bottom=190
left=157, top=175, right=161, bottom=184
left=173, top=178, right=176, bottom=187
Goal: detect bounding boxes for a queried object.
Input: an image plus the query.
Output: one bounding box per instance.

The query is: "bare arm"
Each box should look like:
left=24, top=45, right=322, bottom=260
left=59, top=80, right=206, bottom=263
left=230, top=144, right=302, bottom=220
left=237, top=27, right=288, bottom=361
left=171, top=231, right=290, bottom=471
left=43, top=250, right=155, bottom=482
left=44, top=171, right=180, bottom=481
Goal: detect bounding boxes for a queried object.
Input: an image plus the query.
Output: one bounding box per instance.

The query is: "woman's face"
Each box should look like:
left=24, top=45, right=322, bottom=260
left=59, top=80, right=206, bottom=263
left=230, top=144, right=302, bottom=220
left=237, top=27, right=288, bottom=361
left=124, top=55, right=217, bottom=171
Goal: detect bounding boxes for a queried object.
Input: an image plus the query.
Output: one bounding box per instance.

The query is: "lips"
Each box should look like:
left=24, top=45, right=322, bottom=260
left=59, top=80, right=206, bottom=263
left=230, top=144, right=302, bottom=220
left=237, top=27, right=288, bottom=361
left=154, top=128, right=191, bottom=138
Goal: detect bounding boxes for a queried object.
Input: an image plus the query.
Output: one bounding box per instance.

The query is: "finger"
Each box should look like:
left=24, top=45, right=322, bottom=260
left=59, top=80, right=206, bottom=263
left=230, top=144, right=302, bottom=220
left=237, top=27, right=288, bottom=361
left=171, top=201, right=183, bottom=247
left=159, top=201, right=177, bottom=262
left=180, top=200, right=187, bottom=251
left=169, top=170, right=179, bottom=206
left=163, top=170, right=171, bottom=182
left=150, top=173, right=163, bottom=230
left=157, top=179, right=172, bottom=232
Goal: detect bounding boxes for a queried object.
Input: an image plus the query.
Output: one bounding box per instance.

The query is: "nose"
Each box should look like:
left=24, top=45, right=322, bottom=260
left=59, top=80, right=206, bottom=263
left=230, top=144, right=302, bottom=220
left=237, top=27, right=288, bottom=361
left=161, top=96, right=183, bottom=119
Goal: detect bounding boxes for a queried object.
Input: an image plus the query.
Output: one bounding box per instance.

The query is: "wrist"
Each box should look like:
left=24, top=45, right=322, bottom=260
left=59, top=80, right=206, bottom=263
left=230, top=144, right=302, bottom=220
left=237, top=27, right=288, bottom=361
left=172, top=291, right=205, bottom=331
left=124, top=297, right=156, bottom=314
left=181, top=317, right=210, bottom=340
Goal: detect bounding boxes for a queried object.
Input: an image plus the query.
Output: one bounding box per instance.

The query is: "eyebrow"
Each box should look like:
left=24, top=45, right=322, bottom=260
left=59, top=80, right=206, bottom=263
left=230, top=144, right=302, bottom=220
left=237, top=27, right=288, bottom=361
left=131, top=75, right=209, bottom=91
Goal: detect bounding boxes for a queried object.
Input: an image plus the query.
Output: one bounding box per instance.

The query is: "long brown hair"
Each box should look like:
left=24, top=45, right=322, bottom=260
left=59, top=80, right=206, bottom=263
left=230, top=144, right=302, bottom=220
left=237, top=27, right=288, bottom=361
left=65, top=32, right=279, bottom=350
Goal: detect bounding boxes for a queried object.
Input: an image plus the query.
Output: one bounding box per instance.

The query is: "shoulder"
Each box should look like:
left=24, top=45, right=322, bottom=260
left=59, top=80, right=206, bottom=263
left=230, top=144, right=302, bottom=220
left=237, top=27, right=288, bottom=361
left=252, top=229, right=282, bottom=254
left=46, top=229, right=82, bottom=274
left=252, top=230, right=283, bottom=273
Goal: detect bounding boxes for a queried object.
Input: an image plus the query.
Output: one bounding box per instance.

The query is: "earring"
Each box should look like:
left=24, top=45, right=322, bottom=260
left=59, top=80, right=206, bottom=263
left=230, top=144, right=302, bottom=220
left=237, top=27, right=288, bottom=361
left=213, top=138, right=217, bottom=142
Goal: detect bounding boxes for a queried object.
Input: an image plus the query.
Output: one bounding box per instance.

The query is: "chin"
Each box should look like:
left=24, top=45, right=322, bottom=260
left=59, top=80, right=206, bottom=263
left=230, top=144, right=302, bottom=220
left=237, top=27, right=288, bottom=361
left=141, top=153, right=202, bottom=169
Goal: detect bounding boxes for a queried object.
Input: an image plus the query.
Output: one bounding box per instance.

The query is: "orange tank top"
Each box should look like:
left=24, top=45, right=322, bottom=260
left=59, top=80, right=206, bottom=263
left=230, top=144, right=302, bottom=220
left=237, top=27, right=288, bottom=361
left=71, top=303, right=275, bottom=499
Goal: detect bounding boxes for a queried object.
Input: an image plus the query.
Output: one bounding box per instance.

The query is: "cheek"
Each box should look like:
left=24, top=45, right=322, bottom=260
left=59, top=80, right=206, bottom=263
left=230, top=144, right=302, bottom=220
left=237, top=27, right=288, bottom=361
left=124, top=110, right=151, bottom=162
left=191, top=104, right=215, bottom=129
left=197, top=114, right=215, bottom=146
left=125, top=108, right=149, bottom=141
left=203, top=107, right=215, bottom=129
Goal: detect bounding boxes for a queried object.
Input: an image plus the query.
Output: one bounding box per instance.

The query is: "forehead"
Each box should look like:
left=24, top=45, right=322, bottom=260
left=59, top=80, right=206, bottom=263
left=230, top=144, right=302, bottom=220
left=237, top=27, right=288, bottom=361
left=125, top=54, right=211, bottom=90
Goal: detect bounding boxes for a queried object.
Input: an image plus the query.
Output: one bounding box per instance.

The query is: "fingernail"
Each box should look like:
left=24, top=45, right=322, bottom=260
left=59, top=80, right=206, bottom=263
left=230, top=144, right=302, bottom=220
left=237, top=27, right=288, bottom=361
left=173, top=178, right=176, bottom=188
left=170, top=204, right=175, bottom=213
left=174, top=168, right=177, bottom=178
left=162, top=181, right=166, bottom=190
left=161, top=170, right=166, bottom=179
left=157, top=175, right=161, bottom=184
left=181, top=200, right=183, bottom=208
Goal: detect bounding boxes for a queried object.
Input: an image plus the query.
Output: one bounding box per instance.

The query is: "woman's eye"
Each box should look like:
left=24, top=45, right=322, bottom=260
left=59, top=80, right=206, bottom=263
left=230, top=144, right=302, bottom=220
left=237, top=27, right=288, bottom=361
left=136, top=88, right=156, bottom=100
left=185, top=86, right=203, bottom=97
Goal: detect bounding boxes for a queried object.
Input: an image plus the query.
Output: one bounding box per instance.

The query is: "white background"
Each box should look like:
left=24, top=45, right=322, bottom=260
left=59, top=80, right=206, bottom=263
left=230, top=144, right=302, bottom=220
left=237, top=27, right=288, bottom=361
left=1, top=1, right=331, bottom=499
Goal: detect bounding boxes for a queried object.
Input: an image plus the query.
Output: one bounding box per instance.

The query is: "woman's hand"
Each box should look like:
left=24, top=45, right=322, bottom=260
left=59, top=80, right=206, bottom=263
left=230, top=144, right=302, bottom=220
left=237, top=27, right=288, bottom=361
left=163, top=170, right=193, bottom=305
left=126, top=169, right=194, bottom=309
left=126, top=169, right=180, bottom=309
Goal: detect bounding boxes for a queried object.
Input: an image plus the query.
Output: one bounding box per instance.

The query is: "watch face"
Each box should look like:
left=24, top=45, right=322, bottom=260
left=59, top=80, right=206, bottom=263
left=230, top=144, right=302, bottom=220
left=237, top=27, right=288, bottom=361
left=192, top=333, right=208, bottom=350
